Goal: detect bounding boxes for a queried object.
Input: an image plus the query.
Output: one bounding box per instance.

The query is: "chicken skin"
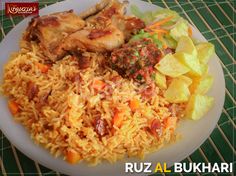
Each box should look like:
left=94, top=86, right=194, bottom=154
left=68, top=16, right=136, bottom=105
left=24, top=10, right=85, bottom=60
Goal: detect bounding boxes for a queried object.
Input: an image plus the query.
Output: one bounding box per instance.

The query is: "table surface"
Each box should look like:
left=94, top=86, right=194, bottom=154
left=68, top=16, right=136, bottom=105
left=0, top=0, right=235, bottom=176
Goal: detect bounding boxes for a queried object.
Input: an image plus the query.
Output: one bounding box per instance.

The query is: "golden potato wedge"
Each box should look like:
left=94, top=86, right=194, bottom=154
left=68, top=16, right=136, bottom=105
left=190, top=75, right=214, bottom=94
left=164, top=79, right=190, bottom=103
left=177, top=75, right=192, bottom=86
left=169, top=19, right=189, bottom=41
left=200, top=63, right=209, bottom=76
left=185, top=94, right=214, bottom=120
left=196, top=42, right=215, bottom=64
left=185, top=64, right=208, bottom=79
left=174, top=52, right=202, bottom=76
left=155, top=54, right=190, bottom=77
left=154, top=71, right=167, bottom=89
left=176, top=36, right=197, bottom=57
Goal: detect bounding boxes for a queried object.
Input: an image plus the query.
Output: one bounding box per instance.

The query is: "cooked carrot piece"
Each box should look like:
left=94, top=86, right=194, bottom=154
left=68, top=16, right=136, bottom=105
left=188, top=26, right=193, bottom=37
left=164, top=116, right=177, bottom=130
left=8, top=100, right=19, bottom=115
left=155, top=35, right=167, bottom=49
left=129, top=98, right=140, bottom=112
left=112, top=110, right=123, bottom=128
left=147, top=16, right=173, bottom=29
left=158, top=33, right=163, bottom=40
left=66, top=149, right=81, bottom=164
left=151, top=29, right=168, bottom=34
left=163, top=43, right=168, bottom=49
left=93, top=80, right=106, bottom=91
left=36, top=62, right=49, bottom=73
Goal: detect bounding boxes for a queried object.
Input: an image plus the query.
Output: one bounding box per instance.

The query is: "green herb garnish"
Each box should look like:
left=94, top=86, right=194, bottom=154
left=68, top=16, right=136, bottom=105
left=136, top=74, right=143, bottom=80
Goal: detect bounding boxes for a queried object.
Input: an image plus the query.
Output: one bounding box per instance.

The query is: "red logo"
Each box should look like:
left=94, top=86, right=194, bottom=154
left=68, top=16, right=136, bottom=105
left=5, top=2, right=39, bottom=16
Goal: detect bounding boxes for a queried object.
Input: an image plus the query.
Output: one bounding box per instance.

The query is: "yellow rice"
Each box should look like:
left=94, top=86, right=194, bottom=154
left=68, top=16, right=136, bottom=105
left=1, top=40, right=179, bottom=165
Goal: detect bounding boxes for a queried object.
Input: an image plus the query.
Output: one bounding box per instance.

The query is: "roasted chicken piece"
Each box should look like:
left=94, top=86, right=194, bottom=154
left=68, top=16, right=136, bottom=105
left=55, top=0, right=127, bottom=54
left=84, top=0, right=127, bottom=22
left=111, top=15, right=145, bottom=40
left=82, top=0, right=145, bottom=40
left=78, top=0, right=111, bottom=19
left=24, top=10, right=85, bottom=61
left=59, top=0, right=144, bottom=53
left=61, top=25, right=124, bottom=53
left=24, top=0, right=145, bottom=60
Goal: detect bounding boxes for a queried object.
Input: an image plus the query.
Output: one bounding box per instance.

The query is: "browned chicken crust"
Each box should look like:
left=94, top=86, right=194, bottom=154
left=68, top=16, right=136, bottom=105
left=24, top=0, right=145, bottom=61
left=61, top=25, right=125, bottom=53
left=24, top=10, right=85, bottom=60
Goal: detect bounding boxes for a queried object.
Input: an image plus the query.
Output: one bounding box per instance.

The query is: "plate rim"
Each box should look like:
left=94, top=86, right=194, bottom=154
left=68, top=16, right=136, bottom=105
left=0, top=0, right=225, bottom=175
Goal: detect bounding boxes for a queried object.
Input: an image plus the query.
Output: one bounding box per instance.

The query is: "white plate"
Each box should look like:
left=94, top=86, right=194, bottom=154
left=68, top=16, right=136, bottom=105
left=0, top=0, right=225, bottom=175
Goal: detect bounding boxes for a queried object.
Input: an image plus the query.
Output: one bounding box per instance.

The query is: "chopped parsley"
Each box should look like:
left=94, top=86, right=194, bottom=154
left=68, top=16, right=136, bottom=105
left=136, top=74, right=143, bottom=81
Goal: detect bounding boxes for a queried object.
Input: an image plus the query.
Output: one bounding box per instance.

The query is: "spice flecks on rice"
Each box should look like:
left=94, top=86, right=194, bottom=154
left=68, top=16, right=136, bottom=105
left=2, top=41, right=182, bottom=165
